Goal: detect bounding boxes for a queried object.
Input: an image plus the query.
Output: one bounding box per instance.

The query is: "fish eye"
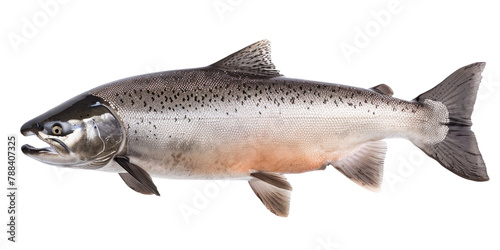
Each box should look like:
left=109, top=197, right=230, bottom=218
left=44, top=121, right=75, bottom=136
left=51, top=125, right=63, bottom=135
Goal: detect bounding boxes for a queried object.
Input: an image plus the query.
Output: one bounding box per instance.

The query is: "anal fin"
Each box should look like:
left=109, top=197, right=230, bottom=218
left=331, top=140, right=387, bottom=191
left=114, top=156, right=160, bottom=196
left=248, top=171, right=292, bottom=217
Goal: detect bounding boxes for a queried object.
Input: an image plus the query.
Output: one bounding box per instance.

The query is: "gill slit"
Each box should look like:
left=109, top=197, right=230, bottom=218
left=92, top=118, right=106, bottom=157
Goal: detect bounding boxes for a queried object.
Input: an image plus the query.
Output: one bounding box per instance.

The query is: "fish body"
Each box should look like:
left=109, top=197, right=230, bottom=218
left=93, top=69, right=430, bottom=178
left=21, top=40, right=488, bottom=216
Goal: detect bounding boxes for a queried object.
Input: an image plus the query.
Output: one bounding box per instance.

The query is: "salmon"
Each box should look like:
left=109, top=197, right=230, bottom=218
left=21, top=40, right=488, bottom=216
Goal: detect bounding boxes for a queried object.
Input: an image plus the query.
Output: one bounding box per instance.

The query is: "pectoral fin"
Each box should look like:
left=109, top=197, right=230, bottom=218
left=114, top=156, right=160, bottom=196
left=119, top=173, right=156, bottom=195
left=248, top=171, right=292, bottom=217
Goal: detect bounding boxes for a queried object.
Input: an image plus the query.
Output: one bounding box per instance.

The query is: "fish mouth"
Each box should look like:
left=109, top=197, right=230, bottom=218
left=21, top=138, right=70, bottom=155
left=21, top=123, right=49, bottom=155
left=20, top=129, right=73, bottom=165
left=21, top=143, right=57, bottom=155
left=21, top=120, right=68, bottom=154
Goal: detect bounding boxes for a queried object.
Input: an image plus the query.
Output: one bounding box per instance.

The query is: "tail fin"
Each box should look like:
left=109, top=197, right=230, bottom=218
left=413, top=62, right=488, bottom=181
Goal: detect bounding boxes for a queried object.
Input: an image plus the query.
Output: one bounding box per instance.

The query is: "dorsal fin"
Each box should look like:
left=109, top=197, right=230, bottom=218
left=211, top=40, right=282, bottom=78
left=370, top=84, right=394, bottom=96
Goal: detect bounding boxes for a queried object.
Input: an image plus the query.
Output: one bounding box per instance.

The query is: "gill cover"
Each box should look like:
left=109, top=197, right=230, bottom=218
left=21, top=94, right=125, bottom=169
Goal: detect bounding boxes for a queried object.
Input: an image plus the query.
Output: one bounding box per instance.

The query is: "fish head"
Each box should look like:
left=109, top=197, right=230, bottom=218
left=20, top=94, right=125, bottom=169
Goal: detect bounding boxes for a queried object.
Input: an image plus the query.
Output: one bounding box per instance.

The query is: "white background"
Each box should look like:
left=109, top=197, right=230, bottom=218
left=1, top=1, right=499, bottom=249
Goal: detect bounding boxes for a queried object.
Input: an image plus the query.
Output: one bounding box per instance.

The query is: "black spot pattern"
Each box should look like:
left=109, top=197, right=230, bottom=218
left=91, top=67, right=420, bottom=146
